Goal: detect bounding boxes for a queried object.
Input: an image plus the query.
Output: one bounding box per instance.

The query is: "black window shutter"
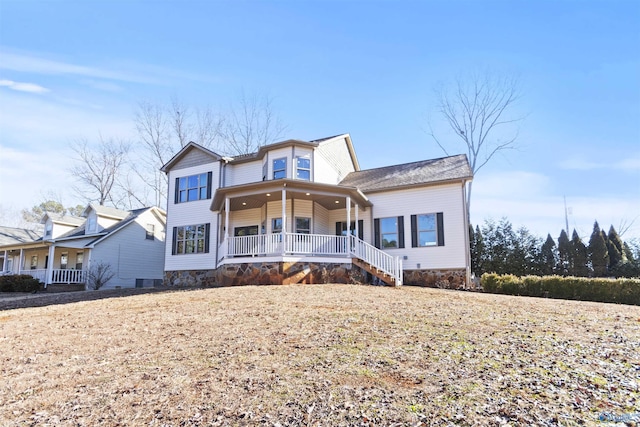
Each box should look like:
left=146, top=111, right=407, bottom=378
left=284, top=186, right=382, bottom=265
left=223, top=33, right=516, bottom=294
left=171, top=227, right=177, bottom=255
left=410, top=215, right=418, bottom=248
left=206, top=171, right=213, bottom=199
left=335, top=222, right=342, bottom=236
left=437, top=212, right=445, bottom=246
left=374, top=218, right=380, bottom=249
left=204, top=223, right=211, bottom=253
left=174, top=178, right=180, bottom=204
left=358, top=220, right=364, bottom=240
left=397, top=216, right=405, bottom=249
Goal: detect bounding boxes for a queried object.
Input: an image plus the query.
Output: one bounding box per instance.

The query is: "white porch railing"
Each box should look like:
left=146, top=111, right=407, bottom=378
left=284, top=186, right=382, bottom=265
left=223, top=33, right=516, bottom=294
left=218, top=233, right=403, bottom=286
left=20, top=269, right=87, bottom=284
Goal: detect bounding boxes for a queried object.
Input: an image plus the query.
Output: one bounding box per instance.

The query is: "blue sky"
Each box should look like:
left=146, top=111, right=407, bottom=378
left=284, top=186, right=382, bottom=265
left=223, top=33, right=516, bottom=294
left=1, top=0, right=639, bottom=240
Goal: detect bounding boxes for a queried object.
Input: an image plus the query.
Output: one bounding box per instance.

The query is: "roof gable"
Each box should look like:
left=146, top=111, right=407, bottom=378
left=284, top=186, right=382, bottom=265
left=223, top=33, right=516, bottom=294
left=82, top=203, right=129, bottom=219
left=40, top=212, right=84, bottom=226
left=339, top=154, right=473, bottom=192
left=161, top=141, right=223, bottom=172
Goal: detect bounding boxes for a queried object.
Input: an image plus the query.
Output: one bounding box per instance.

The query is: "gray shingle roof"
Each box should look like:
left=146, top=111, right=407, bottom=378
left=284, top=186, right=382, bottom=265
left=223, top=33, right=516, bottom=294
left=339, top=154, right=472, bottom=192
left=0, top=226, right=42, bottom=246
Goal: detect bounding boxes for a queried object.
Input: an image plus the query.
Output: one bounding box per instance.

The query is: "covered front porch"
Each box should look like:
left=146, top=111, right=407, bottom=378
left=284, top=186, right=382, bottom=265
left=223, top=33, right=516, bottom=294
left=2, top=245, right=89, bottom=287
left=213, top=180, right=403, bottom=285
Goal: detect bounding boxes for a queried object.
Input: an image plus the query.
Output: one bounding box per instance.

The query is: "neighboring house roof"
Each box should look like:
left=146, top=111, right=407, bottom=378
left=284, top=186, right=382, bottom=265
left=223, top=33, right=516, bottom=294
left=84, top=206, right=166, bottom=247
left=339, top=154, right=473, bottom=192
left=83, top=203, right=129, bottom=219
left=40, top=212, right=85, bottom=226
left=0, top=226, right=42, bottom=246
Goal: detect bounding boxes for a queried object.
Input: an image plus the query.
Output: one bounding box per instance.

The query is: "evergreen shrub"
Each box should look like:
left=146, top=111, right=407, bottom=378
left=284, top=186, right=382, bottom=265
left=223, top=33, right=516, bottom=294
left=481, top=273, right=640, bottom=306
left=0, top=275, right=43, bottom=293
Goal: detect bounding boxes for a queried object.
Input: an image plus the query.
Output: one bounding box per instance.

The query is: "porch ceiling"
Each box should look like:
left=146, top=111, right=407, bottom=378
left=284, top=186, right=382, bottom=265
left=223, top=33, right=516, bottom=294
left=212, top=179, right=371, bottom=212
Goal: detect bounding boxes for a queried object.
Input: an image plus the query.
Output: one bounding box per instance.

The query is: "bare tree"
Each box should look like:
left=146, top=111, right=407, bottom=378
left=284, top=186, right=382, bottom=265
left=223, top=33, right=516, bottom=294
left=86, top=261, right=115, bottom=290
left=220, top=91, right=287, bottom=155
left=132, top=92, right=285, bottom=208
left=69, top=136, right=130, bottom=206
left=429, top=71, right=523, bottom=218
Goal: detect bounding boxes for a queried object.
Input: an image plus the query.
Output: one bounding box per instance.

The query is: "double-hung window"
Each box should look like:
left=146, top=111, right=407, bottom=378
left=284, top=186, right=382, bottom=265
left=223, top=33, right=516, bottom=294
left=172, top=224, right=210, bottom=255
left=146, top=224, right=155, bottom=240
left=175, top=172, right=212, bottom=203
left=76, top=252, right=84, bottom=270
left=374, top=216, right=405, bottom=249
left=30, top=255, right=38, bottom=270
left=273, top=158, right=286, bottom=179
left=272, top=218, right=283, bottom=233
left=411, top=213, right=444, bottom=247
left=296, top=157, right=311, bottom=180
left=295, top=217, right=311, bottom=234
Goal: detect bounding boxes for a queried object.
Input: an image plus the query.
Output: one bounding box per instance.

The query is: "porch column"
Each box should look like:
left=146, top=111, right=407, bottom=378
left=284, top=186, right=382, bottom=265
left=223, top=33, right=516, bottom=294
left=45, top=245, right=55, bottom=286
left=18, top=248, right=24, bottom=273
left=224, top=197, right=230, bottom=240
left=84, top=249, right=92, bottom=290
left=282, top=187, right=287, bottom=255
left=355, top=204, right=359, bottom=239
left=346, top=196, right=351, bottom=235
left=2, top=250, right=7, bottom=271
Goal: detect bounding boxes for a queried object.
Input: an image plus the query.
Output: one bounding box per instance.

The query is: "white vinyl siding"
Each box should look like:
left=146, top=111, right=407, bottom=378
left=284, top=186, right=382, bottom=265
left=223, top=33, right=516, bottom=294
left=314, top=137, right=356, bottom=184
left=165, top=162, right=220, bottom=272
left=229, top=208, right=261, bottom=235
left=367, top=183, right=466, bottom=270
left=313, top=203, right=331, bottom=235
left=226, top=160, right=262, bottom=187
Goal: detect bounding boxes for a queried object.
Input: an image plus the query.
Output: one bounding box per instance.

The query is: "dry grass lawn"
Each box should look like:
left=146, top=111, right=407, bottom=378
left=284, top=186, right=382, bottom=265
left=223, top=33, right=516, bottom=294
left=1, top=285, right=639, bottom=426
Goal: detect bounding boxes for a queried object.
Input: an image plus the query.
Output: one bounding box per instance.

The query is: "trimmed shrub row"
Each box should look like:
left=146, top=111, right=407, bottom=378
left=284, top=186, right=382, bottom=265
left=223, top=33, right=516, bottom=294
left=481, top=273, right=640, bottom=306
left=0, top=275, right=43, bottom=293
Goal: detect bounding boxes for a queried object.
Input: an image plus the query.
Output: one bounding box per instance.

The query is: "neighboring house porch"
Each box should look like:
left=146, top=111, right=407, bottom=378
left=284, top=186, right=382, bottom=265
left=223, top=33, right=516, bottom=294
left=2, top=244, right=89, bottom=286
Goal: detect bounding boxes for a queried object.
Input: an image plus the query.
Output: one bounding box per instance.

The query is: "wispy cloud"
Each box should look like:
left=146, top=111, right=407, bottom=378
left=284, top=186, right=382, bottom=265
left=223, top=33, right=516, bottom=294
left=0, top=49, right=217, bottom=85
left=0, top=79, right=49, bottom=93
left=560, top=156, right=640, bottom=172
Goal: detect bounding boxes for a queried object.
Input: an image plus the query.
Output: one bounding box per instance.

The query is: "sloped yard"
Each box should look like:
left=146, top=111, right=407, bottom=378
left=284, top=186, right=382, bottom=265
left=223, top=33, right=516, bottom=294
left=0, top=285, right=638, bottom=426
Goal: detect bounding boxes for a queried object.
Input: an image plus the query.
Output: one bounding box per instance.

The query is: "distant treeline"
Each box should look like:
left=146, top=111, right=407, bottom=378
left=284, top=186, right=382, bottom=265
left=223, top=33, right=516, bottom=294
left=470, top=219, right=640, bottom=279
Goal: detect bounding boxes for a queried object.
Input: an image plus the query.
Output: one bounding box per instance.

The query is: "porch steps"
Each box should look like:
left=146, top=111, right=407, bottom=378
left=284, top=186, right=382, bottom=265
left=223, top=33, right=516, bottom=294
left=352, top=258, right=398, bottom=287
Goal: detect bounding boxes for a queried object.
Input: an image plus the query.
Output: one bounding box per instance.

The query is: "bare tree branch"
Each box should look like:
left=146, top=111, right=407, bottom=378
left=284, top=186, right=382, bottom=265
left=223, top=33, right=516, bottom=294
left=69, top=136, right=130, bottom=207
left=430, top=71, right=524, bottom=218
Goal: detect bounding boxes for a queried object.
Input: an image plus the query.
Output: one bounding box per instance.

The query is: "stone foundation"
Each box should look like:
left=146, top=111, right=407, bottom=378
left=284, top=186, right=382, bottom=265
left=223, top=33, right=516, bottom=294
left=403, top=268, right=467, bottom=290
left=165, top=262, right=369, bottom=288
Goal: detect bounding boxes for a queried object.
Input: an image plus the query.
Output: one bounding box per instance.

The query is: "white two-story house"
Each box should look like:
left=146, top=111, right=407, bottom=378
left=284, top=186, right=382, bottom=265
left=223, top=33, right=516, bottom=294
left=161, top=134, right=472, bottom=288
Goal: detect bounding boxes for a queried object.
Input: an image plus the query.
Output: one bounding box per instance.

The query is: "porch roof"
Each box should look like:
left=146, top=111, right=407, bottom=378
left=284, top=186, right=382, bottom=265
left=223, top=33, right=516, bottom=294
left=211, top=179, right=372, bottom=212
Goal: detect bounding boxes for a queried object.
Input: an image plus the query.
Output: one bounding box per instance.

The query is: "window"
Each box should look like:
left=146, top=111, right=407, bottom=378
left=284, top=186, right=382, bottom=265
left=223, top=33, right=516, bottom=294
left=45, top=223, right=52, bottom=237
left=296, top=157, right=311, bottom=180
left=262, top=162, right=268, bottom=181
left=146, top=224, right=155, bottom=240
left=87, top=217, right=96, bottom=233
left=374, top=216, right=405, bottom=249
left=172, top=224, right=210, bottom=255
left=175, top=172, right=212, bottom=203
left=295, top=217, right=311, bottom=234
left=30, top=255, right=38, bottom=270
left=272, top=218, right=282, bottom=233
left=336, top=220, right=364, bottom=240
left=273, top=158, right=286, bottom=179
left=60, top=252, right=68, bottom=269
left=411, top=213, right=444, bottom=247
left=76, top=252, right=84, bottom=270
left=234, top=226, right=259, bottom=236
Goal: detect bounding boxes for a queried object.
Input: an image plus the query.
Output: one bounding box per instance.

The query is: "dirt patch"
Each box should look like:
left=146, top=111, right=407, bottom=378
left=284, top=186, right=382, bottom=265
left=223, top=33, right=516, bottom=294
left=0, top=285, right=638, bottom=426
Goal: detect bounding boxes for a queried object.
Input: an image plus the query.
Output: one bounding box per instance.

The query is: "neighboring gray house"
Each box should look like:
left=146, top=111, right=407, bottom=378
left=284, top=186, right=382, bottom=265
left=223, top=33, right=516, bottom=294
left=161, top=134, right=473, bottom=288
left=0, top=204, right=166, bottom=290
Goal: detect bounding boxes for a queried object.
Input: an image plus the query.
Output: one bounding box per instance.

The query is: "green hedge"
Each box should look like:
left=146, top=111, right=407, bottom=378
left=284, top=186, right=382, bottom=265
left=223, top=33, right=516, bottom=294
left=0, top=275, right=43, bottom=293
left=481, top=273, right=640, bottom=306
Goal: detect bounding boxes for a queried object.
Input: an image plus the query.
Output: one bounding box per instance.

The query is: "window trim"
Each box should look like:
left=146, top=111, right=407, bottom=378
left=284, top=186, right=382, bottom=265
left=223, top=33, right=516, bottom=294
left=174, top=171, right=213, bottom=204
left=411, top=212, right=445, bottom=247
left=295, top=156, right=311, bottom=181
left=76, top=251, right=84, bottom=270
left=273, top=157, right=287, bottom=180
left=172, top=224, right=210, bottom=255
left=146, top=224, right=155, bottom=240
left=374, top=216, right=404, bottom=249
left=295, top=217, right=311, bottom=234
